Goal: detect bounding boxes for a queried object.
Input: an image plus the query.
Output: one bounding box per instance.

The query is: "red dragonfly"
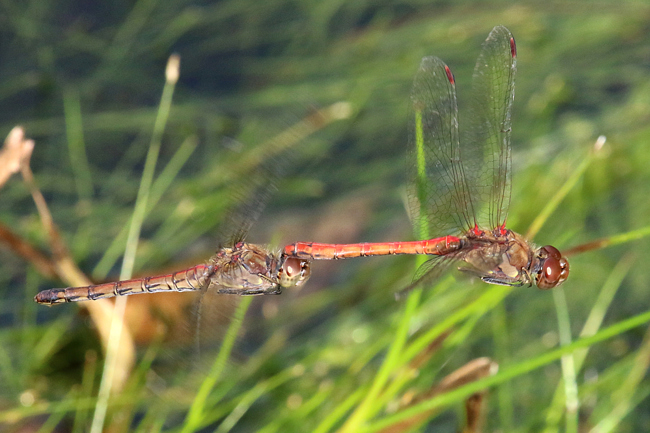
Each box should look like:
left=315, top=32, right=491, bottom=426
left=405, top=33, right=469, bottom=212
left=284, top=26, right=569, bottom=291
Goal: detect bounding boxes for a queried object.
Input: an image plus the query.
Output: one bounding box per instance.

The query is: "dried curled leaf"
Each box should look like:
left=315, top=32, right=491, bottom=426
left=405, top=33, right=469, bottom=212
left=0, top=126, right=34, bottom=189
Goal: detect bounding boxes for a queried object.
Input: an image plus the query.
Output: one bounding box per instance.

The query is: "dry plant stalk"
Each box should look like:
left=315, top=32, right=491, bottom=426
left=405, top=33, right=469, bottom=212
left=380, top=357, right=498, bottom=433
left=0, top=126, right=135, bottom=392
left=0, top=126, right=33, bottom=188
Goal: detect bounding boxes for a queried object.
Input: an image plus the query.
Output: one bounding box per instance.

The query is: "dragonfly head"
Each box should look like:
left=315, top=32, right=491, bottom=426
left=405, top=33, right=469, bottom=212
left=278, top=257, right=311, bottom=288
left=534, top=245, right=569, bottom=289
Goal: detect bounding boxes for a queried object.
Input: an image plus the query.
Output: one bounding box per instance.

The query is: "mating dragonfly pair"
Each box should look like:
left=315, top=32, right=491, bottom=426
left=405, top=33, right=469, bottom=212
left=35, top=26, right=569, bottom=306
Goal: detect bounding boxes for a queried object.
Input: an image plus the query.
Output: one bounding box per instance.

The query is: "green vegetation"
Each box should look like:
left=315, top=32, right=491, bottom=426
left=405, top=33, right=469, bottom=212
left=1, top=1, right=650, bottom=432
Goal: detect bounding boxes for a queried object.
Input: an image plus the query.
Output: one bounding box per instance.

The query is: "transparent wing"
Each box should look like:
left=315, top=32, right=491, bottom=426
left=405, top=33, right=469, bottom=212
left=397, top=255, right=456, bottom=297
left=407, top=26, right=517, bottom=239
left=462, top=25, right=517, bottom=229
left=407, top=56, right=474, bottom=239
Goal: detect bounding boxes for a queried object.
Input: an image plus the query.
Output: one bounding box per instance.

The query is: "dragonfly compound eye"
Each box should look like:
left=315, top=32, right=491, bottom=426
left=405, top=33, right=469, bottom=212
left=535, top=245, right=569, bottom=290
left=279, top=257, right=311, bottom=288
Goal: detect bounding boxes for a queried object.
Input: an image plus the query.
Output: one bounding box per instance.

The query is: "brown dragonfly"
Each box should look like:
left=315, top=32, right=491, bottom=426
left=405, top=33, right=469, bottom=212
left=34, top=242, right=310, bottom=305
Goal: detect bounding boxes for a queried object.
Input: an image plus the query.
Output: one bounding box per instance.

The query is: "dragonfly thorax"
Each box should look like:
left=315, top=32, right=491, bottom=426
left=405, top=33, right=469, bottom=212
left=460, top=229, right=537, bottom=287
left=459, top=229, right=569, bottom=289
left=210, top=243, right=286, bottom=295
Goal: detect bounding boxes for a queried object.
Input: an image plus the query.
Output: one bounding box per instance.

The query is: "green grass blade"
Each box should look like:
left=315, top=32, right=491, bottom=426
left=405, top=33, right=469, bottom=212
left=63, top=88, right=93, bottom=202
left=553, top=287, right=578, bottom=433
left=527, top=136, right=605, bottom=240
left=543, top=253, right=635, bottom=432
left=90, top=55, right=180, bottom=433
left=362, top=308, right=650, bottom=432
left=181, top=296, right=253, bottom=433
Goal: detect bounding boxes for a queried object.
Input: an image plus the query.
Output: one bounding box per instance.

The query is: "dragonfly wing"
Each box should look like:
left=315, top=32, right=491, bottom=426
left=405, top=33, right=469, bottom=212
left=397, top=255, right=456, bottom=297
left=462, top=26, right=517, bottom=229
left=407, top=56, right=475, bottom=239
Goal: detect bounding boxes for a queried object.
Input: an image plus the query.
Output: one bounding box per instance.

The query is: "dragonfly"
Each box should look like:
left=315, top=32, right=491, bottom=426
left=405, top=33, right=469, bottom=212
left=35, top=242, right=311, bottom=305
left=32, top=103, right=360, bottom=306
left=283, top=26, right=569, bottom=291
left=34, top=147, right=313, bottom=306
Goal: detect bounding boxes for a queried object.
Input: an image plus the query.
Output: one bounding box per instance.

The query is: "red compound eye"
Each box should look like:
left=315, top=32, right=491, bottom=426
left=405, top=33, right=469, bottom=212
left=279, top=257, right=311, bottom=288
left=536, top=246, right=569, bottom=290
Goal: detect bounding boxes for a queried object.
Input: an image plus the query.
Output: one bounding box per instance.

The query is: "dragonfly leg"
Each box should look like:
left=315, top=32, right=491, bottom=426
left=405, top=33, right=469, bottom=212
left=480, top=276, right=525, bottom=287
left=216, top=287, right=282, bottom=295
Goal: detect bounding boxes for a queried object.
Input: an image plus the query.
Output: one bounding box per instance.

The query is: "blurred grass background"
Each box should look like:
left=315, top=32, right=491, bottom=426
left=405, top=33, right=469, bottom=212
left=1, top=1, right=650, bottom=432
